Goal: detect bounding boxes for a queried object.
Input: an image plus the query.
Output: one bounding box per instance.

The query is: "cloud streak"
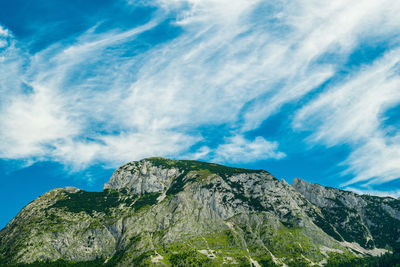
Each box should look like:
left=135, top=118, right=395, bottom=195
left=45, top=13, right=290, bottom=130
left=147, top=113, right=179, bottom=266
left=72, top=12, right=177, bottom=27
left=212, top=135, right=285, bottom=163
left=0, top=0, right=400, bottom=192
left=294, top=48, right=400, bottom=187
left=344, top=187, right=400, bottom=199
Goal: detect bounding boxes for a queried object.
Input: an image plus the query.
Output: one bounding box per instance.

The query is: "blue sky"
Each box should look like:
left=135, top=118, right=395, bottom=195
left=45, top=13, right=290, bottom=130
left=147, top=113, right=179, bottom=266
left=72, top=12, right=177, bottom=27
left=1, top=0, right=400, bottom=228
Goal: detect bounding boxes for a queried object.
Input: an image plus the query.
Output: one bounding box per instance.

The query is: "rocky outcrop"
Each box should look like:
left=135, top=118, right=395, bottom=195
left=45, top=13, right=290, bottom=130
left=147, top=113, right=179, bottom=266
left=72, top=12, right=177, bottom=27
left=0, top=158, right=398, bottom=266
left=293, top=178, right=400, bottom=252
left=104, top=159, right=182, bottom=195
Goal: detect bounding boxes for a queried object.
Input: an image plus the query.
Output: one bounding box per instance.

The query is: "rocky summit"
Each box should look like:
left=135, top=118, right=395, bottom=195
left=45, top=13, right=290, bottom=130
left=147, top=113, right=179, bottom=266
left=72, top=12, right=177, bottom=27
left=1, top=157, right=399, bottom=266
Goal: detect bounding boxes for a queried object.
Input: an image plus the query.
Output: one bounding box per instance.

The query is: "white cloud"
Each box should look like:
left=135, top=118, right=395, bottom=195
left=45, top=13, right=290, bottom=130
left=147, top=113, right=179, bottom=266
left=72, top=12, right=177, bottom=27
left=212, top=135, right=285, bottom=163
left=0, top=25, right=11, bottom=49
left=0, top=25, right=9, bottom=37
left=51, top=131, right=200, bottom=170
left=344, top=187, right=400, bottom=199
left=1, top=0, right=400, bottom=176
left=342, top=136, right=400, bottom=186
left=294, top=48, right=400, bottom=186
left=0, top=83, right=79, bottom=159
left=182, top=146, right=212, bottom=161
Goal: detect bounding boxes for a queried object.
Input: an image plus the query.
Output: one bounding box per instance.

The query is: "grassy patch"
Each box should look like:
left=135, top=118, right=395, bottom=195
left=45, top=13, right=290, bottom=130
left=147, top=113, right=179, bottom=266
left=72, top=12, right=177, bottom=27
left=168, top=250, right=213, bottom=266
left=132, top=192, right=160, bottom=211
left=49, top=189, right=136, bottom=215
left=145, top=157, right=266, bottom=179
left=48, top=190, right=160, bottom=216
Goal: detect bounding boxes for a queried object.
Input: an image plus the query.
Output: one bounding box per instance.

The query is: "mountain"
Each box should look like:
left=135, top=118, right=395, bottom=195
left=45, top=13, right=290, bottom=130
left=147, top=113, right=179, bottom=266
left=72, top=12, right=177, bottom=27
left=0, top=157, right=399, bottom=266
left=292, top=179, right=400, bottom=252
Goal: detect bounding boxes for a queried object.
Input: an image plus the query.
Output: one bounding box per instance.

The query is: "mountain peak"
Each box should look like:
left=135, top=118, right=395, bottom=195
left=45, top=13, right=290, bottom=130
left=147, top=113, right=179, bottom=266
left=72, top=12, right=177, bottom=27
left=104, top=157, right=267, bottom=195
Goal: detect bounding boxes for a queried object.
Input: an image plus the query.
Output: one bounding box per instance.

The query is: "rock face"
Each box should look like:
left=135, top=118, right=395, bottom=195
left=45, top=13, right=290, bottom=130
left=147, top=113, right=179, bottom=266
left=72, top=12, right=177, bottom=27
left=0, top=157, right=399, bottom=266
left=293, top=178, right=400, bottom=252
left=104, top=160, right=182, bottom=195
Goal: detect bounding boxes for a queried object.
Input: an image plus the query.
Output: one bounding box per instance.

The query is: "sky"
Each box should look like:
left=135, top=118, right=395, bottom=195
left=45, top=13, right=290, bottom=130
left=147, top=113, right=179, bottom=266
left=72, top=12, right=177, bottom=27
left=1, top=0, right=400, bottom=228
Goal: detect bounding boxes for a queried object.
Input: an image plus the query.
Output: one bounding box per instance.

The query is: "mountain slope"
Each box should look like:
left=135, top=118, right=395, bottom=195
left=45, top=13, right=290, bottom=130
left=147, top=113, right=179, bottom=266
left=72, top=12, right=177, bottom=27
left=293, top=178, right=400, bottom=252
left=0, top=158, right=398, bottom=266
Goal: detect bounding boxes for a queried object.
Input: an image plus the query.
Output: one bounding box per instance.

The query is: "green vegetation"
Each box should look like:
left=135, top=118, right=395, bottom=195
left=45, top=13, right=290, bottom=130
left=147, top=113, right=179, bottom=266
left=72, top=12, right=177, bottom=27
left=131, top=192, right=160, bottom=211
left=0, top=255, right=6, bottom=265
left=145, top=157, right=266, bottom=178
left=257, top=256, right=276, bottom=267
left=168, top=250, right=213, bottom=266
left=48, top=189, right=160, bottom=216
left=364, top=201, right=400, bottom=252
left=166, top=172, right=194, bottom=196
left=260, top=226, right=318, bottom=262
left=311, top=195, right=372, bottom=249
left=320, top=206, right=370, bottom=247
left=326, top=252, right=400, bottom=267
left=7, top=250, right=139, bottom=267
left=9, top=252, right=400, bottom=266
left=11, top=258, right=105, bottom=267
left=304, top=208, right=343, bottom=241
left=304, top=188, right=400, bottom=253
left=313, top=192, right=400, bottom=252
left=49, top=189, right=136, bottom=215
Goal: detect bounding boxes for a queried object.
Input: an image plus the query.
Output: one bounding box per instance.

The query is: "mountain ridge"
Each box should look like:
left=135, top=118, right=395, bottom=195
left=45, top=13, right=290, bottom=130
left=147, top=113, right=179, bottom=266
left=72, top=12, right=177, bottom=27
left=1, top=157, right=399, bottom=266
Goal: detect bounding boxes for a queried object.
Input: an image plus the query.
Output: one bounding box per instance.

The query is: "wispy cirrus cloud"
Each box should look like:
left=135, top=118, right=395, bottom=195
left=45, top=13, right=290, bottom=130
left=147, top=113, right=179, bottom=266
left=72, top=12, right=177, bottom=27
left=0, top=0, right=400, bottom=194
left=294, top=48, right=400, bottom=187
left=344, top=187, right=400, bottom=199
left=0, top=25, right=8, bottom=36
left=0, top=25, right=10, bottom=48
